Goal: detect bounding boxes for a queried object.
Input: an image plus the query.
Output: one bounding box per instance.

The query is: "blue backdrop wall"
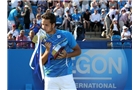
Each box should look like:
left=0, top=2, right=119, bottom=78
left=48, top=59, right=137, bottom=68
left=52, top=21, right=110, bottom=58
left=8, top=49, right=132, bottom=90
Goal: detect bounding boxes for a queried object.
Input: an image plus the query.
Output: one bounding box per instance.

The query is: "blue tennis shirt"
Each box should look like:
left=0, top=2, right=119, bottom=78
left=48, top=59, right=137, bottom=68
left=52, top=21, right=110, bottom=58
left=8, top=9, right=18, bottom=21
left=42, top=29, right=77, bottom=77
left=72, top=13, right=81, bottom=21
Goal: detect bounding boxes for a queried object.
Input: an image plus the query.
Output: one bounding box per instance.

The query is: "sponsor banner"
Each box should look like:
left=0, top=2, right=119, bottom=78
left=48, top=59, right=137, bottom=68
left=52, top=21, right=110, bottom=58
left=8, top=49, right=132, bottom=90
left=72, top=49, right=131, bottom=90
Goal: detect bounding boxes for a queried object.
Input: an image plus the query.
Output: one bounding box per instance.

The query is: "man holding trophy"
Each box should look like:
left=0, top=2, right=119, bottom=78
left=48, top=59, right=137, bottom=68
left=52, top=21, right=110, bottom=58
left=31, top=12, right=81, bottom=90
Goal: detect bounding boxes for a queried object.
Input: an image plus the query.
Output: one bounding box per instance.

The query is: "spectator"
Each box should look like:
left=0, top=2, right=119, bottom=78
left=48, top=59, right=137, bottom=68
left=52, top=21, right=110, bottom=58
left=7, top=6, right=21, bottom=30
left=11, top=0, right=21, bottom=9
left=53, top=3, right=64, bottom=17
left=36, top=6, right=43, bottom=15
left=7, top=24, right=19, bottom=40
left=71, top=8, right=82, bottom=22
left=27, top=30, right=35, bottom=49
left=37, top=0, right=48, bottom=12
left=30, top=0, right=37, bottom=6
left=22, top=0, right=32, bottom=11
left=125, top=11, right=131, bottom=27
left=21, top=5, right=31, bottom=29
left=94, top=0, right=100, bottom=12
left=30, top=9, right=35, bottom=23
left=115, top=9, right=119, bottom=21
left=48, top=0, right=54, bottom=10
left=123, top=4, right=129, bottom=12
left=81, top=0, right=89, bottom=12
left=57, top=0, right=64, bottom=7
left=60, top=10, right=72, bottom=31
left=16, top=30, right=28, bottom=49
left=53, top=0, right=59, bottom=8
left=99, top=0, right=107, bottom=11
left=89, top=1, right=94, bottom=14
left=71, top=8, right=82, bottom=32
left=90, top=1, right=99, bottom=14
left=90, top=9, right=101, bottom=31
left=17, top=0, right=23, bottom=8
left=93, top=0, right=99, bottom=4
left=109, top=0, right=118, bottom=9
left=73, top=2, right=82, bottom=14
left=110, top=18, right=120, bottom=36
left=108, top=6, right=116, bottom=20
left=121, top=26, right=132, bottom=41
left=100, top=9, right=107, bottom=32
left=125, top=0, right=132, bottom=10
left=82, top=9, right=91, bottom=31
left=7, top=33, right=15, bottom=49
left=63, top=0, right=71, bottom=8
left=30, top=18, right=41, bottom=34
left=104, top=13, right=112, bottom=38
left=118, top=0, right=126, bottom=10
left=29, top=0, right=37, bottom=16
left=8, top=1, right=12, bottom=17
left=129, top=7, right=132, bottom=28
left=64, top=3, right=74, bottom=15
left=36, top=13, right=42, bottom=25
left=45, top=9, right=52, bottom=13
left=119, top=8, right=129, bottom=30
left=71, top=0, right=80, bottom=7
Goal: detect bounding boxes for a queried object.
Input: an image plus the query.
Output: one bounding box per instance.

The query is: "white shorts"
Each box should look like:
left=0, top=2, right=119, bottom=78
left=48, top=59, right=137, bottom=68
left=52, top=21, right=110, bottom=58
left=44, top=74, right=77, bottom=90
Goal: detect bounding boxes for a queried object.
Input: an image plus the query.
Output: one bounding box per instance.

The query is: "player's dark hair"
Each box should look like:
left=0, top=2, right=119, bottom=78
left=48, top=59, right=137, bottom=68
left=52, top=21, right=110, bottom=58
left=41, top=12, right=56, bottom=24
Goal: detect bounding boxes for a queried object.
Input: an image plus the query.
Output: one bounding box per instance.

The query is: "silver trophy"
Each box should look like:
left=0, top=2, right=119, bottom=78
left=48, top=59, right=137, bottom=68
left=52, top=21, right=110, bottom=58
left=32, top=29, right=65, bottom=59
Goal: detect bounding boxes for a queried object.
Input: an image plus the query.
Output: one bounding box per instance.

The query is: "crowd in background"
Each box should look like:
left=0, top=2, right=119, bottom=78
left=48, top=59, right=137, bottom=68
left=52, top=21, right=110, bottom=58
left=7, top=0, right=132, bottom=49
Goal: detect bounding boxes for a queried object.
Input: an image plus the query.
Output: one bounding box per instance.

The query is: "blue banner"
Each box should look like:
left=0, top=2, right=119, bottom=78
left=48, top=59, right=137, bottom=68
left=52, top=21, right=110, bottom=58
left=72, top=49, right=131, bottom=90
left=8, top=49, right=132, bottom=90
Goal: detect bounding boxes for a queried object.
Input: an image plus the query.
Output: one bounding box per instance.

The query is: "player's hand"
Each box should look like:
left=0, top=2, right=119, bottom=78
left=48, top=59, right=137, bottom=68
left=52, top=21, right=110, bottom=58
left=45, top=42, right=51, bottom=51
left=56, top=49, right=67, bottom=59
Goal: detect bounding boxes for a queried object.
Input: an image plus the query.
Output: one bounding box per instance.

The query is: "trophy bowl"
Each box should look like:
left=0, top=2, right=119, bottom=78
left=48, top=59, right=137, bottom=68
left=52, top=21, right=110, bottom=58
left=52, top=44, right=65, bottom=59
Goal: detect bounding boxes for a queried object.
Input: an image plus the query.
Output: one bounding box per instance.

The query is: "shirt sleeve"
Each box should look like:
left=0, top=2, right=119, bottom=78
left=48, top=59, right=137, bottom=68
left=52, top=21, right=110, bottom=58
left=66, top=31, right=77, bottom=49
left=13, top=10, right=18, bottom=17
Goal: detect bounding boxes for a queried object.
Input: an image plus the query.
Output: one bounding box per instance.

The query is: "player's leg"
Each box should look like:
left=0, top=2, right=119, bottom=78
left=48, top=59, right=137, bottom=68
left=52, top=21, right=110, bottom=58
left=44, top=76, right=60, bottom=90
left=59, top=74, right=77, bottom=90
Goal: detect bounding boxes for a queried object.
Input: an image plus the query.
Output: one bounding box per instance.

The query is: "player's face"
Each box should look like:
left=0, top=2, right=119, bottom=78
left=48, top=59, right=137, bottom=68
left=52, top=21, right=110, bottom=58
left=41, top=18, right=55, bottom=34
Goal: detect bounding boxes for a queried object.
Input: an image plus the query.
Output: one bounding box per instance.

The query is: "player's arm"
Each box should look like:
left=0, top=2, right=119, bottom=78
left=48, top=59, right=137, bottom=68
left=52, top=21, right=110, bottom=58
left=67, top=32, right=81, bottom=57
left=57, top=32, right=81, bottom=59
left=57, top=43, right=81, bottom=59
left=41, top=50, right=49, bottom=65
left=67, top=44, right=81, bottom=58
left=41, top=42, right=51, bottom=65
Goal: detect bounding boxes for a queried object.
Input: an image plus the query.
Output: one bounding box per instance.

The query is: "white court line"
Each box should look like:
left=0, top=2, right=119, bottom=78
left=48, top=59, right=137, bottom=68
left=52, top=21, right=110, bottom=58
left=74, top=77, right=112, bottom=80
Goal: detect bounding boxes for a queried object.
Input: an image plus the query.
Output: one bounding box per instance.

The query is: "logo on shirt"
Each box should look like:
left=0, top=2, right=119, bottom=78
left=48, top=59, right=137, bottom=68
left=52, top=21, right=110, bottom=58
left=57, top=35, right=61, bottom=39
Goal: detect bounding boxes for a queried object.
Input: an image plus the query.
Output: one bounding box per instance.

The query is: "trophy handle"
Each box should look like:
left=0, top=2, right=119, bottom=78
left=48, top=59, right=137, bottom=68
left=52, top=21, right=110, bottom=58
left=32, top=29, right=47, bottom=44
